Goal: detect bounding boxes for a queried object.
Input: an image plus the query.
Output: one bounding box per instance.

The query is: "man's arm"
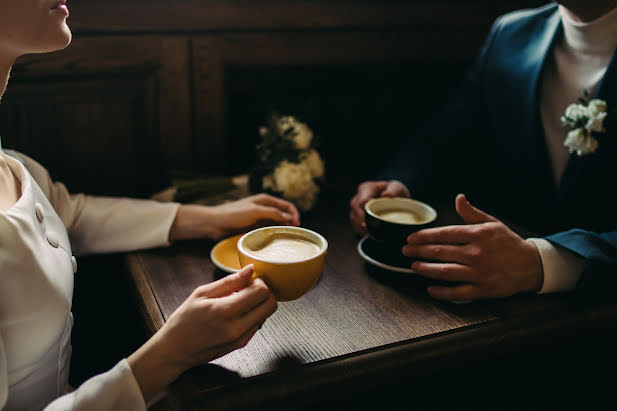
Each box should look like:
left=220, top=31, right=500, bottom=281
left=545, top=229, right=617, bottom=290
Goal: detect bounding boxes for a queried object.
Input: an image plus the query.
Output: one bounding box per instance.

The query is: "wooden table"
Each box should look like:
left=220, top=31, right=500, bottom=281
left=125, top=198, right=617, bottom=410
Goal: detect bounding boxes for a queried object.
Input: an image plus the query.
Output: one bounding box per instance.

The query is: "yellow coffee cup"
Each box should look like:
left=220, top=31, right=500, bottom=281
left=237, top=226, right=327, bottom=301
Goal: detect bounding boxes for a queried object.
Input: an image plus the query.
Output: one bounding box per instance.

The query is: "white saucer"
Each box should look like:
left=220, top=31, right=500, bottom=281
left=357, top=235, right=415, bottom=274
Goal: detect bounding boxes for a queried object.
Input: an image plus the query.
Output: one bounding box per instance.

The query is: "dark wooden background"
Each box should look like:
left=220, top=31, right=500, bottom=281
left=0, top=0, right=546, bottom=196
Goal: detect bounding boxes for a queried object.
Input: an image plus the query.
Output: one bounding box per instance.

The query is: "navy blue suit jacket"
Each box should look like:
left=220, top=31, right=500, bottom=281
left=383, top=3, right=617, bottom=290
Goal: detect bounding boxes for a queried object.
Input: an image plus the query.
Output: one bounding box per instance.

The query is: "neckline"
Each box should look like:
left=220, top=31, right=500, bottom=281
left=559, top=5, right=617, bottom=54
left=0, top=153, right=30, bottom=216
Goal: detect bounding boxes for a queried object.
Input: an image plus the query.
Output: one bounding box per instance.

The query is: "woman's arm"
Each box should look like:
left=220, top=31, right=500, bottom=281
left=169, top=193, right=301, bottom=242
left=36, top=265, right=276, bottom=410
left=127, top=265, right=277, bottom=402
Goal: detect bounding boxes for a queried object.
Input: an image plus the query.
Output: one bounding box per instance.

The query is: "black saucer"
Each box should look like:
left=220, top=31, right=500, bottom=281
left=357, top=235, right=415, bottom=274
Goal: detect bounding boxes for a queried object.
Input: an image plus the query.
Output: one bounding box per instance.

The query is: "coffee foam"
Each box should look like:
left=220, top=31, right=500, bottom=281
left=376, top=208, right=424, bottom=224
left=246, top=233, right=321, bottom=262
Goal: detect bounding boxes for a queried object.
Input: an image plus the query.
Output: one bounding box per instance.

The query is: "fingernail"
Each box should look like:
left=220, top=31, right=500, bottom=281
left=240, top=264, right=254, bottom=277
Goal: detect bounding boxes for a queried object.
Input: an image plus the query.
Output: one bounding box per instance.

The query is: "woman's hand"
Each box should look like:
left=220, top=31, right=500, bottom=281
left=349, top=180, right=410, bottom=235
left=169, top=193, right=301, bottom=241
left=402, top=194, right=544, bottom=301
left=128, top=265, right=277, bottom=402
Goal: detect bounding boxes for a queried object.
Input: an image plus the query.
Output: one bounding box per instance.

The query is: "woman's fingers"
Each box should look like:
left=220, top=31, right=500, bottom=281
left=254, top=205, right=296, bottom=225
left=195, top=265, right=254, bottom=299
left=236, top=289, right=278, bottom=334
left=253, top=194, right=300, bottom=225
left=223, top=278, right=275, bottom=316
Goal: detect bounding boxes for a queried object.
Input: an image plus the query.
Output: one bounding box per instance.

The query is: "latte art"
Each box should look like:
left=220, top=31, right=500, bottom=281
left=248, top=234, right=321, bottom=262
left=377, top=209, right=424, bottom=224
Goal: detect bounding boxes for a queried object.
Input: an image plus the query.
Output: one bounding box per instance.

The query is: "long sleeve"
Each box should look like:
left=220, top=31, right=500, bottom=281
left=545, top=229, right=617, bottom=290
left=527, top=238, right=585, bottom=293
left=41, top=360, right=146, bottom=411
left=3, top=150, right=180, bottom=256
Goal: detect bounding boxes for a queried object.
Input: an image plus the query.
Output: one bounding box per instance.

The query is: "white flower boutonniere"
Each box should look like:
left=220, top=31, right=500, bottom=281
left=561, top=90, right=608, bottom=156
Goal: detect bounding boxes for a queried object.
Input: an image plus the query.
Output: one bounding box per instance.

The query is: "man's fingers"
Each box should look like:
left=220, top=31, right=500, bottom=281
left=427, top=283, right=480, bottom=301
left=349, top=209, right=366, bottom=235
left=407, top=225, right=475, bottom=245
left=381, top=181, right=410, bottom=198
left=354, top=181, right=388, bottom=209
left=455, top=194, right=497, bottom=224
left=411, top=262, right=477, bottom=282
left=359, top=181, right=389, bottom=197
left=196, top=265, right=254, bottom=298
left=350, top=181, right=390, bottom=234
left=254, top=194, right=300, bottom=225
left=402, top=244, right=469, bottom=264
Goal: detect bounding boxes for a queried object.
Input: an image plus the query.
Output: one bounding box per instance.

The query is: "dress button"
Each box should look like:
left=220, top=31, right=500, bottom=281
left=71, top=256, right=78, bottom=273
left=46, top=231, right=60, bottom=248
left=35, top=203, right=45, bottom=222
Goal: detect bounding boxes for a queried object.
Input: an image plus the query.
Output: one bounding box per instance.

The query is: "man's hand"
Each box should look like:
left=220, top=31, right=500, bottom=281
left=349, top=180, right=410, bottom=235
left=402, top=194, right=544, bottom=301
left=170, top=193, right=301, bottom=241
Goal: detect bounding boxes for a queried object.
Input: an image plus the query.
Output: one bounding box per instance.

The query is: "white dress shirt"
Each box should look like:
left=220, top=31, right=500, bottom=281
left=528, top=5, right=617, bottom=293
left=0, top=149, right=180, bottom=410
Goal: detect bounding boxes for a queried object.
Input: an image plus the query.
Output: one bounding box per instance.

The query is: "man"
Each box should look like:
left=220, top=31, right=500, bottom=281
left=349, top=1, right=617, bottom=301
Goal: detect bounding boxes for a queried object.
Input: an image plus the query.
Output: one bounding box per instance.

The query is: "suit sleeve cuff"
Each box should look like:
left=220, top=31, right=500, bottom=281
left=527, top=238, right=585, bottom=294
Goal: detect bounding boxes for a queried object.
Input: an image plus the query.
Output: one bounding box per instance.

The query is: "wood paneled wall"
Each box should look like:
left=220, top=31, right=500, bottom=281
left=0, top=0, right=545, bottom=196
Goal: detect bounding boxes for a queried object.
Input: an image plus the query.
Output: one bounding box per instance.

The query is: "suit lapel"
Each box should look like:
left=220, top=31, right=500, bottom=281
left=595, top=51, right=617, bottom=131
left=492, top=8, right=561, bottom=178
left=522, top=11, right=563, bottom=180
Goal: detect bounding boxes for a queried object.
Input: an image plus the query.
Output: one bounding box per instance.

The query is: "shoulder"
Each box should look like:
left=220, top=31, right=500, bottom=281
left=2, top=150, right=50, bottom=178
left=491, top=3, right=558, bottom=38
left=2, top=149, right=55, bottom=195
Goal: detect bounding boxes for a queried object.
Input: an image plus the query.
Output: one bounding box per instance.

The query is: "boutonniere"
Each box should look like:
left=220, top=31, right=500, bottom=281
left=561, top=90, right=608, bottom=156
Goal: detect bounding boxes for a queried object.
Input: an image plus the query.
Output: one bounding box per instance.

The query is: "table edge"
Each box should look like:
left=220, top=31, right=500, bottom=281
left=125, top=252, right=166, bottom=334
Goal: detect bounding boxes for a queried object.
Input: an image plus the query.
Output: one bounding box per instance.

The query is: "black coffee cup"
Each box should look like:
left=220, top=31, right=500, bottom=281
left=364, top=197, right=437, bottom=246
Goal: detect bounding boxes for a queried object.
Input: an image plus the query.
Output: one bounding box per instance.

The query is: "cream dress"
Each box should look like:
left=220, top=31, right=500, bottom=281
left=0, top=149, right=180, bottom=410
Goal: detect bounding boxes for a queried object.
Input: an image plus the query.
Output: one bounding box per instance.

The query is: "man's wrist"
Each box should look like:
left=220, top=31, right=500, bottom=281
left=523, top=239, right=544, bottom=293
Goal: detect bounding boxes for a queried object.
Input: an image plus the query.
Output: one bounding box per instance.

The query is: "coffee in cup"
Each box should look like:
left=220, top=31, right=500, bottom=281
left=364, top=197, right=437, bottom=245
left=237, top=226, right=328, bottom=301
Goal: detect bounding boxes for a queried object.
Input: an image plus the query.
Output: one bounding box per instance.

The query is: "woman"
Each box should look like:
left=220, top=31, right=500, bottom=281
left=0, top=1, right=300, bottom=409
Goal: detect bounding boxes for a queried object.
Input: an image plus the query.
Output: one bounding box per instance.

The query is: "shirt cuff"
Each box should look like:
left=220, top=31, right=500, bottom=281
left=527, top=238, right=585, bottom=294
